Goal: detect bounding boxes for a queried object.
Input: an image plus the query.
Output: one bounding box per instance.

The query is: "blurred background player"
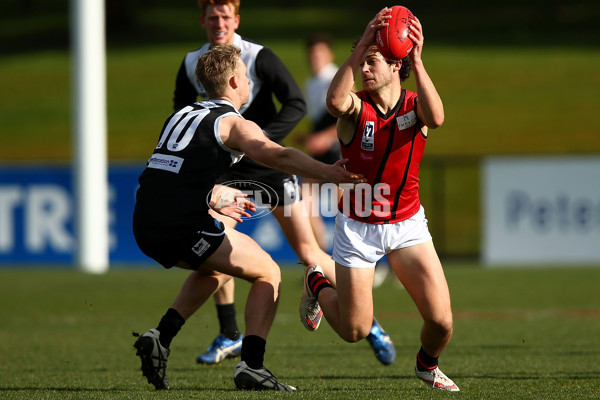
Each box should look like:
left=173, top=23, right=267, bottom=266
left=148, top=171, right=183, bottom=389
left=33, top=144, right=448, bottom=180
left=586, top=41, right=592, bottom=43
left=302, top=8, right=460, bottom=391
left=299, top=33, right=341, bottom=251
left=173, top=0, right=396, bottom=366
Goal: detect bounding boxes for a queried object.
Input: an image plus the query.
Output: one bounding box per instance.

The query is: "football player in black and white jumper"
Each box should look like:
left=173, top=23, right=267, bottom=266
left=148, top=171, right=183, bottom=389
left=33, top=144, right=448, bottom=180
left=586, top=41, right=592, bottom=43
left=133, top=44, right=365, bottom=391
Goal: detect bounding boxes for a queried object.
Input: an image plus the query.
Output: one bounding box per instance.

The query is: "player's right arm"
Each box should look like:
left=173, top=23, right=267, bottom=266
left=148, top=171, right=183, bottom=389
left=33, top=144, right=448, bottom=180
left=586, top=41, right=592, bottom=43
left=325, top=54, right=361, bottom=120
left=326, top=8, right=389, bottom=143
left=222, top=117, right=364, bottom=185
left=326, top=56, right=361, bottom=145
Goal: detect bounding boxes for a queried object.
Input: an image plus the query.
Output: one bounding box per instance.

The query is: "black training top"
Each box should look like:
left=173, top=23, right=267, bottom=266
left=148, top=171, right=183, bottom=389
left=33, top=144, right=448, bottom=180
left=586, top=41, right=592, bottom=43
left=173, top=33, right=306, bottom=145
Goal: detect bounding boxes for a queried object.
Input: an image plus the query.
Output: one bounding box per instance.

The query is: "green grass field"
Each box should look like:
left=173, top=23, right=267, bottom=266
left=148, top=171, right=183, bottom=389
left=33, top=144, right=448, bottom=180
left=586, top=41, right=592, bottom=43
left=1, top=264, right=598, bottom=399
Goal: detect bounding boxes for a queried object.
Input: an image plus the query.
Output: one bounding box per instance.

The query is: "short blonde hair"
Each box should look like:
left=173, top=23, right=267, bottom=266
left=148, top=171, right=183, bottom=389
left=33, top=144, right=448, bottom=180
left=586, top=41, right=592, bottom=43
left=196, top=44, right=242, bottom=98
left=198, top=0, right=240, bottom=16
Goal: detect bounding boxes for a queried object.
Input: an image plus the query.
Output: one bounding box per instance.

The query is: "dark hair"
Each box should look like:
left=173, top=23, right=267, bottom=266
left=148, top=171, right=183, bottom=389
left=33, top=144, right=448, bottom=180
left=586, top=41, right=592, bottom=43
left=396, top=56, right=412, bottom=82
left=352, top=39, right=412, bottom=82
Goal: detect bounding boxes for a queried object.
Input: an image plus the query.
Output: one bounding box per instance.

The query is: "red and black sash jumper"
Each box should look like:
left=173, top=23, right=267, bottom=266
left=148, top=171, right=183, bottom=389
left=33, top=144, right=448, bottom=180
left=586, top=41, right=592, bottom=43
left=338, top=89, right=426, bottom=224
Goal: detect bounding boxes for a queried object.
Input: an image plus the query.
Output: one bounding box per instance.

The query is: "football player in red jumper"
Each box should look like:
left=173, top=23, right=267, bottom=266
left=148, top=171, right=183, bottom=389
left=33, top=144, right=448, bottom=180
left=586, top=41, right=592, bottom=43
left=302, top=8, right=459, bottom=392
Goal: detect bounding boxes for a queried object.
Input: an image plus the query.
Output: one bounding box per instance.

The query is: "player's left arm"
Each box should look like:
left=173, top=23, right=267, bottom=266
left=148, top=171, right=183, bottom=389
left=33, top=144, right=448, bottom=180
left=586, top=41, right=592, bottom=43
left=209, top=184, right=256, bottom=223
left=255, top=48, right=307, bottom=142
left=173, top=55, right=199, bottom=112
left=409, top=16, right=444, bottom=130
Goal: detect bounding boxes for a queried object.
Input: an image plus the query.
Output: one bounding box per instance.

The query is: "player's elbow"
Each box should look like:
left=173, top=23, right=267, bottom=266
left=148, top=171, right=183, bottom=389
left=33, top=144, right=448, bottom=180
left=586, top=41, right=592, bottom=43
left=428, top=116, right=444, bottom=129
left=296, top=98, right=308, bottom=116
left=326, top=97, right=345, bottom=118
left=425, top=111, right=444, bottom=130
left=284, top=98, right=307, bottom=121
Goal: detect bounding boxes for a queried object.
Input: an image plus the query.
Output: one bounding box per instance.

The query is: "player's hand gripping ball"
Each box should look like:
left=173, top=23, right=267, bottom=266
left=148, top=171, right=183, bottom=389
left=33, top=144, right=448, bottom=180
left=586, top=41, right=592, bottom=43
left=375, top=5, right=414, bottom=60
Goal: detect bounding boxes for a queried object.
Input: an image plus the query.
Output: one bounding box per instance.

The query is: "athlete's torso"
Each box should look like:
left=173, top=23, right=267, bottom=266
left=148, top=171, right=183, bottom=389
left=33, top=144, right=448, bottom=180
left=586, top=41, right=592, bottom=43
left=134, top=100, right=243, bottom=234
left=339, top=89, right=426, bottom=224
left=182, top=35, right=262, bottom=116
left=175, top=34, right=304, bottom=179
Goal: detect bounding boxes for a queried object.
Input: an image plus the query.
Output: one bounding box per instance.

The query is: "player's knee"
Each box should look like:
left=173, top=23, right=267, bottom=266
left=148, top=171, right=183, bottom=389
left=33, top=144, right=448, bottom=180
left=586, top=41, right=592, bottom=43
left=427, top=313, right=453, bottom=339
left=268, top=265, right=282, bottom=286
left=339, top=322, right=371, bottom=343
left=294, top=245, right=315, bottom=266
left=242, top=252, right=281, bottom=289
left=260, top=259, right=282, bottom=285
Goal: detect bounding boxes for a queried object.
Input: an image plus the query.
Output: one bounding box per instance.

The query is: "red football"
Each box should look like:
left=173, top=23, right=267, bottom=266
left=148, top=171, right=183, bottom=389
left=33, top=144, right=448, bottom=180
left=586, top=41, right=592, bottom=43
left=375, top=6, right=414, bottom=60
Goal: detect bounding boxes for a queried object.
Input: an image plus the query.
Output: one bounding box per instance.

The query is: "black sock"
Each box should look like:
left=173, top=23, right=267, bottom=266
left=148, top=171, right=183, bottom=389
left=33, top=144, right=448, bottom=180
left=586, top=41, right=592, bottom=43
left=307, top=270, right=333, bottom=300
left=216, top=303, right=240, bottom=340
left=416, top=346, right=439, bottom=371
left=240, top=335, right=266, bottom=369
left=156, top=308, right=185, bottom=349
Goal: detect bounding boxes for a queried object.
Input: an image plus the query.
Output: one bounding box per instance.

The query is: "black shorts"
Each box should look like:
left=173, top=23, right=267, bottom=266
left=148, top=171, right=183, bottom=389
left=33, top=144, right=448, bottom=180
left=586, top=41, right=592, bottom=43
left=134, top=217, right=226, bottom=270
left=216, top=157, right=301, bottom=207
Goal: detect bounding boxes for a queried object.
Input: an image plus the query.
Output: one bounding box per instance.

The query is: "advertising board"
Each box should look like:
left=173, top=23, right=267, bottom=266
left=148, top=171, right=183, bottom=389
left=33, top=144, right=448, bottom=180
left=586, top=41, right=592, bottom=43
left=483, top=157, right=600, bottom=265
left=0, top=165, right=306, bottom=267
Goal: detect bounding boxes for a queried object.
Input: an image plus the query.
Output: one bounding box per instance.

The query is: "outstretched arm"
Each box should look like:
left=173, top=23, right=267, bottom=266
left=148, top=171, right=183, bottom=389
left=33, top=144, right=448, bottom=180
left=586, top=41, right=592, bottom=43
left=224, top=118, right=364, bottom=185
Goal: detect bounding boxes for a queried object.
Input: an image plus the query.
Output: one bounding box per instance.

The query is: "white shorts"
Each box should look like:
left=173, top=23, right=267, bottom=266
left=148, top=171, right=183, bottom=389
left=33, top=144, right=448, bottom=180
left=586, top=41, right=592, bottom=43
left=332, top=205, right=433, bottom=269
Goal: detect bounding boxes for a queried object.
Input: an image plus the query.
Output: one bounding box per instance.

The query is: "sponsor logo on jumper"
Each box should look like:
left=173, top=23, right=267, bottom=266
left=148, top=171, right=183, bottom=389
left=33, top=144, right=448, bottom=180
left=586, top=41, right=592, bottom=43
left=147, top=154, right=184, bottom=173
left=396, top=110, right=417, bottom=130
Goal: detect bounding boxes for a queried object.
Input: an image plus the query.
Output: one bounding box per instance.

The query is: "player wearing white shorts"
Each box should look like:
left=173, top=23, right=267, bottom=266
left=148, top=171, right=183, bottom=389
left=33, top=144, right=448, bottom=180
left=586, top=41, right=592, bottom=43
left=332, top=206, right=432, bottom=269
left=300, top=9, right=459, bottom=392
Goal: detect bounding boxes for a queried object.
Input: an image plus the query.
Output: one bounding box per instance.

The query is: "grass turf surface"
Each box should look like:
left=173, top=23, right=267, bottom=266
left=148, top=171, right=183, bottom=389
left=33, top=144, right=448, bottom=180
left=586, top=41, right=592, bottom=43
left=0, top=264, right=598, bottom=399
